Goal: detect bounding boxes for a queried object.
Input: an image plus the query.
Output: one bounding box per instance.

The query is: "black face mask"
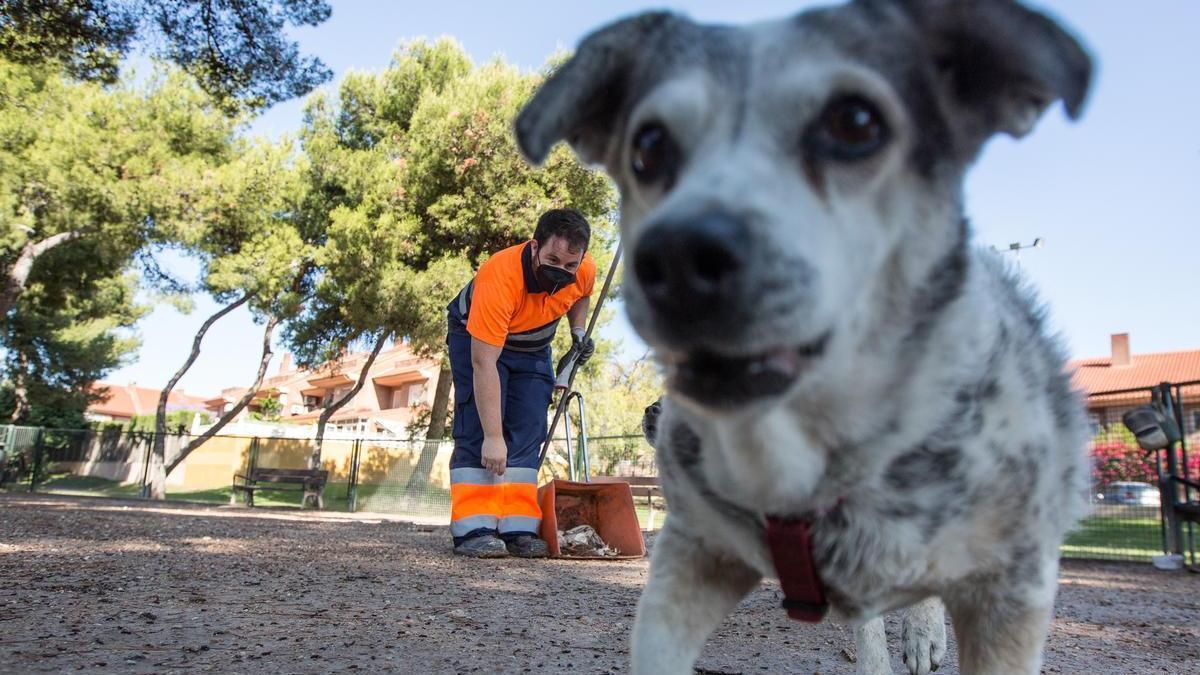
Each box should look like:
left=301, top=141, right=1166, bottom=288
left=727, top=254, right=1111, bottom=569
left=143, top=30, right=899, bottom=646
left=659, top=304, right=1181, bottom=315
left=535, top=251, right=577, bottom=295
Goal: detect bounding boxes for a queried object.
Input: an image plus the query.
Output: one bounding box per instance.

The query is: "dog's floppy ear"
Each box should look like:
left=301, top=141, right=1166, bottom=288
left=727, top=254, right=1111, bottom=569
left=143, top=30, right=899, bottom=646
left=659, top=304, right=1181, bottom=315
left=896, top=0, right=1092, bottom=146
left=515, top=12, right=682, bottom=166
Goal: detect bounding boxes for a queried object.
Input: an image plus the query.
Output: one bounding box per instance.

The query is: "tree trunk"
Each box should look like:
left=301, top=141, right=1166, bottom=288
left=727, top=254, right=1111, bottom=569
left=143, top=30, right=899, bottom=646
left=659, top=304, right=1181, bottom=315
left=149, top=292, right=251, bottom=496
left=4, top=233, right=79, bottom=421
left=149, top=315, right=279, bottom=498
left=404, top=358, right=452, bottom=502
left=144, top=446, right=167, bottom=501
left=1, top=231, right=81, bottom=318
left=8, top=353, right=30, bottom=423
left=309, top=332, right=389, bottom=470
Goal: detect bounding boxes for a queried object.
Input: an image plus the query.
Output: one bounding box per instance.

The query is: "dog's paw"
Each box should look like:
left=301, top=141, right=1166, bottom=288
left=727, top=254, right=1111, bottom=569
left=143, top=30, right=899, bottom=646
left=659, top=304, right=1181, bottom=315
left=642, top=397, right=663, bottom=447
left=901, top=598, right=947, bottom=675
left=854, top=617, right=893, bottom=675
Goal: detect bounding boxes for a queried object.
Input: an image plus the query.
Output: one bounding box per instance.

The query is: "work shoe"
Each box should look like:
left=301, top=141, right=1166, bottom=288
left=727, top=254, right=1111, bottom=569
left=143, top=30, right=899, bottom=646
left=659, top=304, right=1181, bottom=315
left=505, top=535, right=549, bottom=558
left=454, top=535, right=509, bottom=558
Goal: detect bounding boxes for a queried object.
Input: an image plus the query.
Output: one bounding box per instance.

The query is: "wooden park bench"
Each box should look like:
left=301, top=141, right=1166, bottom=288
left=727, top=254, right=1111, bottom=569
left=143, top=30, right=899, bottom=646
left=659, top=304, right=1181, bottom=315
left=613, top=476, right=664, bottom=529
left=231, top=467, right=328, bottom=509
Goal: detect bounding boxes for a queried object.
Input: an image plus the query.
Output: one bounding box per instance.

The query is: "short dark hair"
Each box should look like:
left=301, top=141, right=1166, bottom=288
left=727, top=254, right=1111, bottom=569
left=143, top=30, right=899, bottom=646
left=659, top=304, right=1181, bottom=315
left=533, top=208, right=590, bottom=253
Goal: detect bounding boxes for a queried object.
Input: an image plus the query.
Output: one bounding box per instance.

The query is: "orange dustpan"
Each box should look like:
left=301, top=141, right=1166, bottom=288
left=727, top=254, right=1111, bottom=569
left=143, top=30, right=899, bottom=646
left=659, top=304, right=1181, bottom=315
left=538, top=477, right=646, bottom=559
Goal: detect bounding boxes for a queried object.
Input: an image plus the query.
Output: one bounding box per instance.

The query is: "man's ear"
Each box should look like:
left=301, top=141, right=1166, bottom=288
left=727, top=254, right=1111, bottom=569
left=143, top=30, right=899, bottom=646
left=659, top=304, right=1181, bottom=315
left=895, top=0, right=1092, bottom=151
left=514, top=12, right=684, bottom=166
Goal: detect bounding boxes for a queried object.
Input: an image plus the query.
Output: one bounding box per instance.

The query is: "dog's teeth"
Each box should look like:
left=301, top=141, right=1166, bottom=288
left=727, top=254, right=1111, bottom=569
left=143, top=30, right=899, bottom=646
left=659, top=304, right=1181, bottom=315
left=763, top=349, right=800, bottom=375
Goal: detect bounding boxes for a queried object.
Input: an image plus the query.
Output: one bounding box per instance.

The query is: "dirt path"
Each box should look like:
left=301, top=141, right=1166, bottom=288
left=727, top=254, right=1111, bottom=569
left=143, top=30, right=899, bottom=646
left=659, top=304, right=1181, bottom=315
left=1, top=494, right=1197, bottom=674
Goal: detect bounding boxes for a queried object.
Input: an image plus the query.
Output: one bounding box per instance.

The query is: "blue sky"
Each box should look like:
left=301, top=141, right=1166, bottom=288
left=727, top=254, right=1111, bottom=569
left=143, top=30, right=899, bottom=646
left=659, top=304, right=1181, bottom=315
left=107, top=0, right=1200, bottom=399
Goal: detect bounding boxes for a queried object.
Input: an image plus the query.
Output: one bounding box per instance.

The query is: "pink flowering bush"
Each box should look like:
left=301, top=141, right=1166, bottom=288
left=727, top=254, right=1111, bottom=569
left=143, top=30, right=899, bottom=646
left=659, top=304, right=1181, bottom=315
left=1091, top=438, right=1157, bottom=487
left=1089, top=425, right=1200, bottom=488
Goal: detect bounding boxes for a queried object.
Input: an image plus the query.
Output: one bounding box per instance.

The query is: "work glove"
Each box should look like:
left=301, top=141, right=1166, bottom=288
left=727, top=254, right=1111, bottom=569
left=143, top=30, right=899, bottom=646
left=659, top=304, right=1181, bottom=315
left=555, top=328, right=595, bottom=378
left=642, top=397, right=663, bottom=447
left=573, top=328, right=595, bottom=365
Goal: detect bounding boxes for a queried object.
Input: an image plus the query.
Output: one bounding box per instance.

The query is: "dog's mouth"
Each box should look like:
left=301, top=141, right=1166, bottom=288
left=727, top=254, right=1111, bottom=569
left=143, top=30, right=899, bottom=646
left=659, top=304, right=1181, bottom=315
left=665, top=333, right=830, bottom=409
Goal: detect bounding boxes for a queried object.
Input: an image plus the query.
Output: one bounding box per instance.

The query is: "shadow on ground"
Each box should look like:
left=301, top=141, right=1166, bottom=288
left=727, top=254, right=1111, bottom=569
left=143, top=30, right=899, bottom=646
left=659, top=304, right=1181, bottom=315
left=0, top=493, right=1196, bottom=674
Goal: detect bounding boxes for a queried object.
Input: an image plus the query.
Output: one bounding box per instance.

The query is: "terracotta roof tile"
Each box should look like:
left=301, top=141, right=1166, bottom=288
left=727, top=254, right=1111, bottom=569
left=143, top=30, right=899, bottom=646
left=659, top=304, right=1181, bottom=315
left=89, top=383, right=211, bottom=420
left=1069, top=349, right=1200, bottom=397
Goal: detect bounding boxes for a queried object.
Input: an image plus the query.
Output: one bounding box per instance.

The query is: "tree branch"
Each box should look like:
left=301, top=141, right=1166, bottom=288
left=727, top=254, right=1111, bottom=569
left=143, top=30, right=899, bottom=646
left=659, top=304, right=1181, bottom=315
left=153, top=291, right=252, bottom=462
left=2, top=231, right=82, bottom=316
left=309, top=331, right=390, bottom=469
left=165, top=313, right=279, bottom=476
left=27, top=231, right=82, bottom=259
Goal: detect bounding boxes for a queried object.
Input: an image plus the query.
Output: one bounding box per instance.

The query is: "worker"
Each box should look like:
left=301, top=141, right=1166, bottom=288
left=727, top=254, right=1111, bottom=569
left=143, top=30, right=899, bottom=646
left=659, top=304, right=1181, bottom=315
left=445, top=208, right=596, bottom=558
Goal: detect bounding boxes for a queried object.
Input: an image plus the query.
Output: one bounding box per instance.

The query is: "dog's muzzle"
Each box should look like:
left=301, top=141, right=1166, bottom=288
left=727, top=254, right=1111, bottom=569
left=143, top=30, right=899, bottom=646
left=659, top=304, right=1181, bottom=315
left=632, top=211, right=827, bottom=408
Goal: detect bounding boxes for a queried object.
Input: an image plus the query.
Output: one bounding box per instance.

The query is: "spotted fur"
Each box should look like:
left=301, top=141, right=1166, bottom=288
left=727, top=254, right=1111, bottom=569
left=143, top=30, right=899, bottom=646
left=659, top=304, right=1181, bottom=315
left=517, top=1, right=1092, bottom=673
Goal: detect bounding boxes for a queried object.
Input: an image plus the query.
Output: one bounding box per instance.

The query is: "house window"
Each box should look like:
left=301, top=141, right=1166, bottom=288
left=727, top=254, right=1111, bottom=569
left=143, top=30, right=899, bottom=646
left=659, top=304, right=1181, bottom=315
left=1087, top=411, right=1103, bottom=435
left=1192, top=410, right=1200, bottom=434
left=333, top=417, right=368, bottom=434
left=389, top=386, right=408, bottom=410
left=328, top=386, right=352, bottom=406
left=303, top=395, right=322, bottom=412
left=384, top=383, right=426, bottom=409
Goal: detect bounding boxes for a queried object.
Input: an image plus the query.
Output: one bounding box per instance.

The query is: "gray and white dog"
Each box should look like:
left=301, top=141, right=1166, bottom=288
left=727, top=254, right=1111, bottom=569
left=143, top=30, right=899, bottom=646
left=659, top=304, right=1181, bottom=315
left=515, top=1, right=1092, bottom=674
left=640, top=396, right=948, bottom=675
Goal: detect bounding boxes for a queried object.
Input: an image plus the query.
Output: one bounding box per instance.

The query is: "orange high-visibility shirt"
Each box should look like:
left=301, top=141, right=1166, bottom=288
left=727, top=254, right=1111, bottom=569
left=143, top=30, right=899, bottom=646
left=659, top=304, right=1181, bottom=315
left=456, top=242, right=595, bottom=351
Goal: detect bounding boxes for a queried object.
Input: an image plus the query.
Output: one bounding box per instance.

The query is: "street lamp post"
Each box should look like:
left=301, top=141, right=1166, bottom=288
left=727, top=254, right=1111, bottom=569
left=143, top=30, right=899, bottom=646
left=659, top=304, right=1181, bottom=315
left=994, top=237, right=1044, bottom=269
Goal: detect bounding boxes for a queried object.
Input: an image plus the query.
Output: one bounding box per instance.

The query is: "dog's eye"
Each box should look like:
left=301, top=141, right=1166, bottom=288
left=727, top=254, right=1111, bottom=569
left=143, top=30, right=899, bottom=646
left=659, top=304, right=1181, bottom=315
left=808, top=96, right=889, bottom=161
left=631, top=123, right=679, bottom=186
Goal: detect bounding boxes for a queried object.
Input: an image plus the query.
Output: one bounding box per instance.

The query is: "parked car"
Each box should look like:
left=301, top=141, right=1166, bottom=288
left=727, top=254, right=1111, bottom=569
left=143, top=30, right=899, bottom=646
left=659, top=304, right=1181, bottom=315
left=1099, top=481, right=1161, bottom=507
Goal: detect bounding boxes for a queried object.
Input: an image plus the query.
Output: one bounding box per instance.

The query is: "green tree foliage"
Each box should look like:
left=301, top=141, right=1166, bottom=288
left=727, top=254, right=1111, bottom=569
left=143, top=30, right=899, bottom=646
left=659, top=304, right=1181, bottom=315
left=0, top=0, right=332, bottom=109
left=250, top=392, right=281, bottom=421
left=4, top=271, right=145, bottom=425
left=0, top=60, right=240, bottom=425
left=163, top=138, right=313, bottom=314
left=287, top=40, right=618, bottom=477
left=401, top=59, right=615, bottom=266
left=0, top=62, right=238, bottom=304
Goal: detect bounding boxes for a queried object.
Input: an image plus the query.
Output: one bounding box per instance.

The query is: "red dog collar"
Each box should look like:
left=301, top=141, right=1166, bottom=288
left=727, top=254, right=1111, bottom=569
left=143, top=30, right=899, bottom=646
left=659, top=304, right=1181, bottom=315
left=765, top=517, right=828, bottom=622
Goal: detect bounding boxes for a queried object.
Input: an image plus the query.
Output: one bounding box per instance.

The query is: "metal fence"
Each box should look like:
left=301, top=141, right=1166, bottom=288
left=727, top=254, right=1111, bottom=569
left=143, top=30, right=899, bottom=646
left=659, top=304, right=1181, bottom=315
left=4, top=381, right=1196, bottom=564
left=0, top=425, right=660, bottom=520
left=1067, top=382, right=1199, bottom=563
left=0, top=428, right=456, bottom=518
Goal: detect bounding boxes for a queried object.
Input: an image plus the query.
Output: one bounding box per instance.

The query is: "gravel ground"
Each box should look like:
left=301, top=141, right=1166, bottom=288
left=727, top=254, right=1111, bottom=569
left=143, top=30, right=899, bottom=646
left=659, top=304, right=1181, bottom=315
left=1, top=493, right=1197, bottom=674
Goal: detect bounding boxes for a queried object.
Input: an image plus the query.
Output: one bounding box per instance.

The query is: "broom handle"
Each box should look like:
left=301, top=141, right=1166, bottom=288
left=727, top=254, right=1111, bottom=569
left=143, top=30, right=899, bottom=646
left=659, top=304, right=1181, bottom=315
left=538, top=241, right=623, bottom=469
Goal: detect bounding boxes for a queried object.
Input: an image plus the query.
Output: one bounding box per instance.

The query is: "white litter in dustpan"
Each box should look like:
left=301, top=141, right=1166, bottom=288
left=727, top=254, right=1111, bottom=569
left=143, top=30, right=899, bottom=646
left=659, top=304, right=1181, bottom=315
left=557, top=524, right=621, bottom=557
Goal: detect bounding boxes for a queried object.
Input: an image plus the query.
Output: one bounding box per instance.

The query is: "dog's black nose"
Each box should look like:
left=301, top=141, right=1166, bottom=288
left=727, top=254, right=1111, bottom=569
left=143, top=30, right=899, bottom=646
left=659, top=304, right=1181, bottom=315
left=633, top=212, right=747, bottom=319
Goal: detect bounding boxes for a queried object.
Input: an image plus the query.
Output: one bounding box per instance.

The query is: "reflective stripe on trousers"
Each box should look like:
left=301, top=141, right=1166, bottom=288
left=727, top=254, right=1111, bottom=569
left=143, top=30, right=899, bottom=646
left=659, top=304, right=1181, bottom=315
left=449, top=467, right=541, bottom=539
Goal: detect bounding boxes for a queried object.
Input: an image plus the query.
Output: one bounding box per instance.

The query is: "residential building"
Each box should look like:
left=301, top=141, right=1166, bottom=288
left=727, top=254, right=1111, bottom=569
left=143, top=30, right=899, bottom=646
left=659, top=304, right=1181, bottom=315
left=1069, top=333, right=1200, bottom=437
left=204, top=342, right=444, bottom=438
left=86, top=383, right=210, bottom=423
